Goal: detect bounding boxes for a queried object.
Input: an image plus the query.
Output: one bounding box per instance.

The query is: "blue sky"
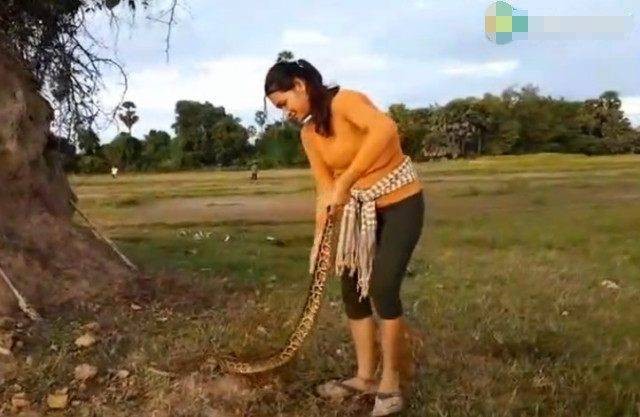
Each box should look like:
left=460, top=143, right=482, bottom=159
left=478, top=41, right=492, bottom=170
left=94, top=0, right=640, bottom=141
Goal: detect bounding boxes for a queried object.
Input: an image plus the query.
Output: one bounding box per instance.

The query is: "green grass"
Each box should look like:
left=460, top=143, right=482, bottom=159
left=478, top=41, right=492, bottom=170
left=3, top=154, right=640, bottom=416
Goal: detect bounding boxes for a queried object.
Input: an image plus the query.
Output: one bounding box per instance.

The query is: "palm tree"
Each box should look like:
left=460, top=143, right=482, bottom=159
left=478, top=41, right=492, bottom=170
left=276, top=50, right=294, bottom=63
left=580, top=91, right=629, bottom=138
left=255, top=110, right=267, bottom=132
left=118, top=101, right=140, bottom=134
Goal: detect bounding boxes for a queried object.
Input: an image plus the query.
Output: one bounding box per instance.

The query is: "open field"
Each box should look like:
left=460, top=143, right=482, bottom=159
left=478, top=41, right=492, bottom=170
left=3, top=154, right=640, bottom=416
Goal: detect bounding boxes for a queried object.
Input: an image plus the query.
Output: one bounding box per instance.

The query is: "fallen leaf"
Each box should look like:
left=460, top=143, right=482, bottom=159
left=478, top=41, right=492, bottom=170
left=600, top=279, right=620, bottom=290
left=206, top=374, right=253, bottom=401
left=116, top=369, right=130, bottom=379
left=82, top=322, right=100, bottom=332
left=74, top=364, right=98, bottom=381
left=11, top=392, right=29, bottom=409
left=0, top=316, right=15, bottom=330
left=265, top=236, right=285, bottom=246
left=147, top=366, right=172, bottom=377
left=0, top=331, right=14, bottom=352
left=16, top=411, right=40, bottom=417
left=74, top=333, right=97, bottom=348
left=47, top=391, right=69, bottom=409
left=202, top=406, right=234, bottom=417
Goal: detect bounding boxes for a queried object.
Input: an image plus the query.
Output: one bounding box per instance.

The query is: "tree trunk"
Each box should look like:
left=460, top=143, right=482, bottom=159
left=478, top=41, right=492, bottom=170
left=0, top=46, right=135, bottom=317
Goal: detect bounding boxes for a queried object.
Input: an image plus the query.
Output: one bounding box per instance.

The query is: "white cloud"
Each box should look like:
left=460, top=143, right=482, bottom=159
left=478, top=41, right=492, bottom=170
left=106, top=56, right=272, bottom=113
left=279, top=29, right=390, bottom=75
left=99, top=56, right=275, bottom=139
left=439, top=60, right=520, bottom=77
left=195, top=56, right=274, bottom=112
left=413, top=0, right=429, bottom=9
left=332, top=54, right=390, bottom=73
left=621, top=95, right=640, bottom=126
left=281, top=29, right=332, bottom=46
left=97, top=35, right=392, bottom=141
left=102, top=67, right=181, bottom=111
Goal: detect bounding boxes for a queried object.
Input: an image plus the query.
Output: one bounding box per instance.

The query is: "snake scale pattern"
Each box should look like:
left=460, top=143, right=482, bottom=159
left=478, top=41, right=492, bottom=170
left=216, top=213, right=335, bottom=374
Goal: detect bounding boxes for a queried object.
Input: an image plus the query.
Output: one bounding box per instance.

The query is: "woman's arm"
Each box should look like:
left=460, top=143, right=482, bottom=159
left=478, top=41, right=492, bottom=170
left=301, top=128, right=334, bottom=193
left=332, top=90, right=398, bottom=193
left=301, top=127, right=334, bottom=232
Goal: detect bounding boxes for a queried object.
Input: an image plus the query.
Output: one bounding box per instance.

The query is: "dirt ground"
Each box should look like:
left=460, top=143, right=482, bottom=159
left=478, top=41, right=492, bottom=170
left=128, top=193, right=316, bottom=226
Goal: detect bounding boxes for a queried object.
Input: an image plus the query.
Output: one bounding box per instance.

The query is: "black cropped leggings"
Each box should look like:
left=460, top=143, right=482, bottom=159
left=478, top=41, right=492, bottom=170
left=341, top=191, right=425, bottom=320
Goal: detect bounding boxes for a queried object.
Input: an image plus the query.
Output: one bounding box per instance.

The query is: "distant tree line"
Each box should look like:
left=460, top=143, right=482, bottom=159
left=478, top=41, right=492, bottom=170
left=69, top=97, right=309, bottom=173
left=391, top=86, right=639, bottom=160
left=68, top=86, right=640, bottom=174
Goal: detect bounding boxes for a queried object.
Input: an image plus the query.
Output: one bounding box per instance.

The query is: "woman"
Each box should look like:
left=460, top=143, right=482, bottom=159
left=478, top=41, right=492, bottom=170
left=264, top=59, right=424, bottom=417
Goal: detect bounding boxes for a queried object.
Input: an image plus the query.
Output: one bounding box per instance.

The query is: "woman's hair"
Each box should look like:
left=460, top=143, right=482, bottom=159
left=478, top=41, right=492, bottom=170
left=264, top=59, right=340, bottom=137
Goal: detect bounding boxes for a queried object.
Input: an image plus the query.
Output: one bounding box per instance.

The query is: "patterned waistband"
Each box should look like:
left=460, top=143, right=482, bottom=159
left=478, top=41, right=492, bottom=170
left=309, top=156, right=419, bottom=300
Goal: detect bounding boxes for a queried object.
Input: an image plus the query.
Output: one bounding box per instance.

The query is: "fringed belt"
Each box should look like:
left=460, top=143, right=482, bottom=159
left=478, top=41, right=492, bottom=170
left=309, top=156, right=419, bottom=299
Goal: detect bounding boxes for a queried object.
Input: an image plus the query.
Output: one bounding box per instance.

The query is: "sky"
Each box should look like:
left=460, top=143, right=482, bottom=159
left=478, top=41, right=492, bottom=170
left=92, top=0, right=640, bottom=141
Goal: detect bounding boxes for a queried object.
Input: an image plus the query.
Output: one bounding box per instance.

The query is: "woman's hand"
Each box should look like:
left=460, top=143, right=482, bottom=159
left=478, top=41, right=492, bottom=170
left=316, top=191, right=331, bottom=213
left=328, top=178, right=352, bottom=215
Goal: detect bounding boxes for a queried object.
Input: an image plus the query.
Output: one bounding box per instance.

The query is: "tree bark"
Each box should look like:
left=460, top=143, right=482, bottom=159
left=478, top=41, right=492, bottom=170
left=0, top=46, right=134, bottom=317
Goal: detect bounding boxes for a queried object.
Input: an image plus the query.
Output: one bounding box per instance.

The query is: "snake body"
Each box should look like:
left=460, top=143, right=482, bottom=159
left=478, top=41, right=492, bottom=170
left=71, top=199, right=336, bottom=375
left=217, top=214, right=335, bottom=374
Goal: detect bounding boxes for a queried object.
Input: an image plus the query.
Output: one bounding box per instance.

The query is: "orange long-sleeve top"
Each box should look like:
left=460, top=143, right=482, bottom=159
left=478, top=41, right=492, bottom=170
left=300, top=88, right=422, bottom=232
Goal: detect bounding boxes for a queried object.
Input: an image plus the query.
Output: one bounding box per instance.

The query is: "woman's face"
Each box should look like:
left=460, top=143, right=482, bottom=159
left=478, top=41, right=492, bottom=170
left=267, top=77, right=311, bottom=123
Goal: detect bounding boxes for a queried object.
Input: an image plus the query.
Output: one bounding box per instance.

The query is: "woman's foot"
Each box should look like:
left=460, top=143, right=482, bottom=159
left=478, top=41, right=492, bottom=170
left=377, top=371, right=401, bottom=396
left=317, top=376, right=378, bottom=400
left=372, top=372, right=403, bottom=415
left=371, top=391, right=404, bottom=416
